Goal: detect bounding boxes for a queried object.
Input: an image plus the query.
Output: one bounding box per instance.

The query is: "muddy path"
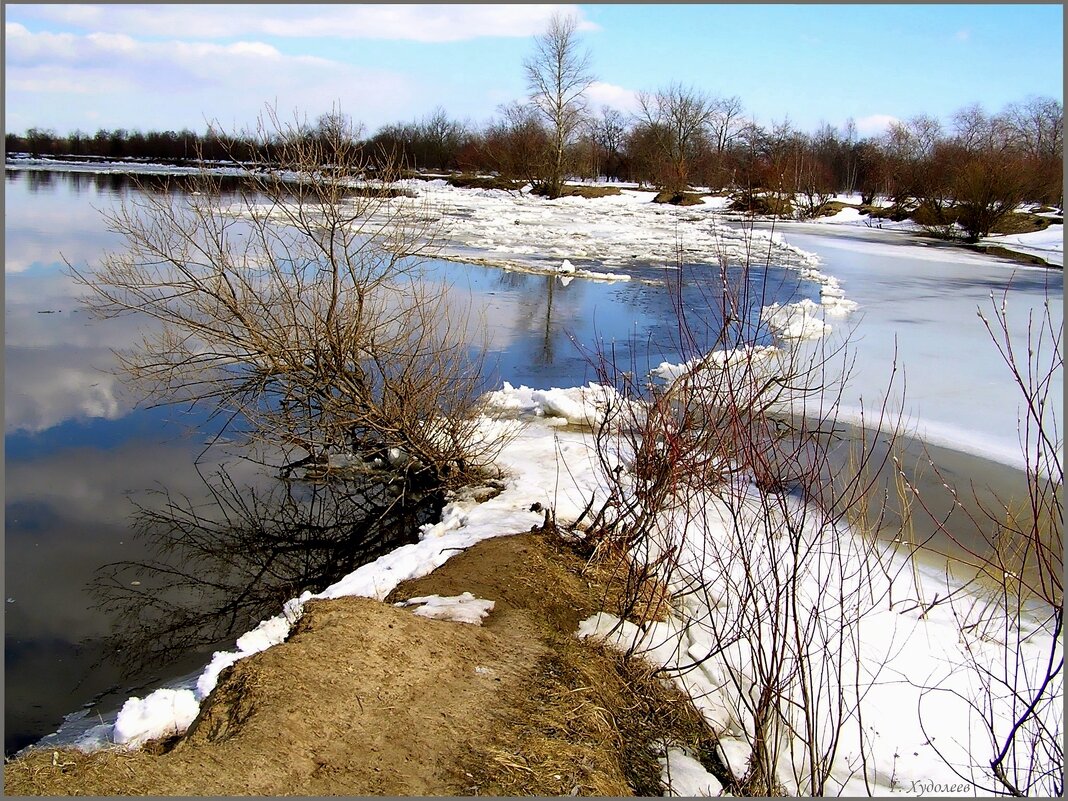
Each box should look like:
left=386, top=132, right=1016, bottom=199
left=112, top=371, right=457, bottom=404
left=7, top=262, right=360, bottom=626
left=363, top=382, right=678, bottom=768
left=5, top=531, right=716, bottom=796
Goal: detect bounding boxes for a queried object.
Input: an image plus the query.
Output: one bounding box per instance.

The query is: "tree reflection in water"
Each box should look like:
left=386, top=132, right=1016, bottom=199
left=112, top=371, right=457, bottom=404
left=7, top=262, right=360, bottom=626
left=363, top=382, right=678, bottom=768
left=89, top=466, right=442, bottom=677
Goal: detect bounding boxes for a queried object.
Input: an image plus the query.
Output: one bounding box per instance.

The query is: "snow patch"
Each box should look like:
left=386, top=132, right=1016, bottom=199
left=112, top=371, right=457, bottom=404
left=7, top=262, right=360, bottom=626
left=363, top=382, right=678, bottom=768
left=481, top=381, right=623, bottom=428
left=397, top=592, right=495, bottom=625
left=660, top=747, right=724, bottom=797
left=760, top=298, right=832, bottom=340
left=650, top=345, right=781, bottom=384
left=112, top=690, right=200, bottom=749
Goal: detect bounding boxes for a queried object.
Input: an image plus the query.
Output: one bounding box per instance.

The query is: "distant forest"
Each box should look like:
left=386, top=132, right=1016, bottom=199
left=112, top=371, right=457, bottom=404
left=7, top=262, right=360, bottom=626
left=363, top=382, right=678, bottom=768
left=7, top=93, right=1062, bottom=236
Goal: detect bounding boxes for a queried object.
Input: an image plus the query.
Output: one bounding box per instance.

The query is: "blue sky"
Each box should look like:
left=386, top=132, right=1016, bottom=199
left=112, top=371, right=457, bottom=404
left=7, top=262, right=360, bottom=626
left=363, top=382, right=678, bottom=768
left=4, top=3, right=1063, bottom=139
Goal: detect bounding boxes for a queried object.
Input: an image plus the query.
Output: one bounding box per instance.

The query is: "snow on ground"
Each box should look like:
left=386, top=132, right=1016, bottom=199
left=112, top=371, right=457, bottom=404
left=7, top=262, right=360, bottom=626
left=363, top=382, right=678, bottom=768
left=660, top=747, right=724, bottom=796
left=650, top=345, right=781, bottom=385
left=759, top=298, right=831, bottom=340
left=60, top=372, right=1059, bottom=795
left=981, top=223, right=1064, bottom=265
left=815, top=204, right=865, bottom=224
left=88, top=407, right=605, bottom=752
left=396, top=592, right=495, bottom=625
left=575, top=452, right=1061, bottom=795
left=756, top=191, right=1064, bottom=268
left=110, top=690, right=201, bottom=749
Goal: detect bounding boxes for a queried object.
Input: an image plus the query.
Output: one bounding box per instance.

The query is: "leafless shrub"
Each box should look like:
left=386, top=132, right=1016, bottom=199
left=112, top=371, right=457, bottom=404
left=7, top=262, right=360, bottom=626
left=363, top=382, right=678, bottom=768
left=574, top=233, right=902, bottom=795
left=70, top=106, right=500, bottom=490
left=908, top=280, right=1062, bottom=796
left=578, top=230, right=1062, bottom=795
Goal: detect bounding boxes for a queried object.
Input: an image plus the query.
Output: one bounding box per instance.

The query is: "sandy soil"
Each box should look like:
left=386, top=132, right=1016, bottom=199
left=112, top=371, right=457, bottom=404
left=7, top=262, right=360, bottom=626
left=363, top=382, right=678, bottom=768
left=4, top=530, right=718, bottom=796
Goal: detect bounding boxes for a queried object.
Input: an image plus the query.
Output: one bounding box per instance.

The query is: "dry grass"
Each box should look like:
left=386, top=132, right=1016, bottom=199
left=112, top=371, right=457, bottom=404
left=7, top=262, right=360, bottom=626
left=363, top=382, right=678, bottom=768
left=390, top=528, right=721, bottom=796
left=859, top=202, right=913, bottom=222
left=652, top=190, right=705, bottom=206
left=446, top=173, right=523, bottom=191
left=4, top=746, right=151, bottom=796
left=988, top=211, right=1054, bottom=235
left=6, top=530, right=723, bottom=797
left=464, top=641, right=722, bottom=797
left=577, top=536, right=676, bottom=625
left=529, top=183, right=623, bottom=199
left=729, top=191, right=794, bottom=217
left=556, top=185, right=624, bottom=199
left=976, top=244, right=1056, bottom=267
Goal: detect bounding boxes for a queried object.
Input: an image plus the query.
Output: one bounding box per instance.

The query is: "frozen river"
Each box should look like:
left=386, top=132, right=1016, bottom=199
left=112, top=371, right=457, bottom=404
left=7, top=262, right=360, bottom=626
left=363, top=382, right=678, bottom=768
left=760, top=221, right=1062, bottom=472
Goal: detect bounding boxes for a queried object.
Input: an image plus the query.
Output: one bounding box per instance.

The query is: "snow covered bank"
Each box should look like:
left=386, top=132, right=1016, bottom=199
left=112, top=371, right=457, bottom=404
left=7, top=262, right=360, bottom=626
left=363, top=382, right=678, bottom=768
left=577, top=480, right=1061, bottom=796
left=75, top=405, right=604, bottom=752
left=739, top=191, right=1063, bottom=268
left=63, top=377, right=1059, bottom=798
left=981, top=223, right=1064, bottom=266
left=28, top=174, right=1057, bottom=793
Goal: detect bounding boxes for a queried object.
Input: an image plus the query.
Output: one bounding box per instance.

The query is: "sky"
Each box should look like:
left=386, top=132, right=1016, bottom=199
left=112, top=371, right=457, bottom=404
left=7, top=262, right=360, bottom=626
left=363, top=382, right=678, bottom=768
left=4, top=3, right=1063, bottom=139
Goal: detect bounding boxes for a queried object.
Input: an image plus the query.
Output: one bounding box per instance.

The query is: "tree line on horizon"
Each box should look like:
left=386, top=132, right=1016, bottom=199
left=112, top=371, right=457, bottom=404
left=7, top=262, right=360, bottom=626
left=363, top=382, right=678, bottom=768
left=5, top=14, right=1062, bottom=239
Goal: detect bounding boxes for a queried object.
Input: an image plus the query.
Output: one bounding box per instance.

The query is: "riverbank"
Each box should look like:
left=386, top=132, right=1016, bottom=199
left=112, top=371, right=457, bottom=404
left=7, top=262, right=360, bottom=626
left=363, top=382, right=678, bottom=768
left=6, top=170, right=1059, bottom=793
left=5, top=404, right=1056, bottom=796
left=3, top=530, right=721, bottom=796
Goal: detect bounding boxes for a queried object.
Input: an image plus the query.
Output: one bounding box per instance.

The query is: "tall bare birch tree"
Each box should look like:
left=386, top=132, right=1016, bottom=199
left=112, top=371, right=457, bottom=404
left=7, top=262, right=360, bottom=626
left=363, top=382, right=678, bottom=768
left=524, top=12, right=595, bottom=198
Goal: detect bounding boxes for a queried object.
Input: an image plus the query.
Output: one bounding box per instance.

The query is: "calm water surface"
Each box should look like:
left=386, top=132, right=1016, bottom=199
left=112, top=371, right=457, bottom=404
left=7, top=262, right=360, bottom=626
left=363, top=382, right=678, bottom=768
left=4, top=169, right=817, bottom=754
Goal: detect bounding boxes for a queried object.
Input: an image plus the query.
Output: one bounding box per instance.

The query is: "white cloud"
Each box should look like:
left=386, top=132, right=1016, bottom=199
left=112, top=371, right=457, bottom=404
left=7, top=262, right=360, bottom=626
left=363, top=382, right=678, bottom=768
left=585, top=81, right=640, bottom=114
left=854, top=113, right=901, bottom=137
left=5, top=23, right=418, bottom=132
left=16, top=4, right=597, bottom=43
left=954, top=28, right=971, bottom=42
left=5, top=350, right=131, bottom=434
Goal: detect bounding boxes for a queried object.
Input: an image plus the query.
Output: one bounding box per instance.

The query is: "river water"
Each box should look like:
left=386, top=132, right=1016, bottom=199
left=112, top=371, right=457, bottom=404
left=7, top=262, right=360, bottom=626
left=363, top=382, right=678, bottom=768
left=4, top=169, right=1056, bottom=755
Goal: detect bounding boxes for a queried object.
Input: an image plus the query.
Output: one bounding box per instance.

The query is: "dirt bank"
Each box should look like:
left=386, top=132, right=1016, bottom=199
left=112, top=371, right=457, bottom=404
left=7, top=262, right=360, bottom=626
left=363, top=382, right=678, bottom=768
left=4, top=530, right=718, bottom=796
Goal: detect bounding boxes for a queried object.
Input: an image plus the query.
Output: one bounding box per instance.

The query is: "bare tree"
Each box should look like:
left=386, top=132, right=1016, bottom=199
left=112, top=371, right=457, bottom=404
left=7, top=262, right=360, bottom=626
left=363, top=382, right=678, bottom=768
left=590, top=104, right=629, bottom=181
left=524, top=12, right=595, bottom=198
left=1004, top=96, right=1064, bottom=162
left=1003, top=97, right=1064, bottom=207
left=413, top=107, right=469, bottom=171
left=71, top=107, right=500, bottom=491
left=699, top=95, right=746, bottom=190
left=636, top=84, right=717, bottom=193
left=484, top=101, right=551, bottom=187
left=952, top=103, right=1001, bottom=152
left=709, top=95, right=745, bottom=155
